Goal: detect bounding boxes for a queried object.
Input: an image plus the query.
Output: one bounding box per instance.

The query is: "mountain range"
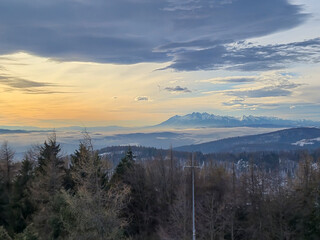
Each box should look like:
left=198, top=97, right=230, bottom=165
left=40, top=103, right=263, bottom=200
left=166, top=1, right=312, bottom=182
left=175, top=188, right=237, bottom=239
left=157, top=112, right=320, bottom=128
left=2, top=112, right=319, bottom=132
left=174, top=127, right=320, bottom=154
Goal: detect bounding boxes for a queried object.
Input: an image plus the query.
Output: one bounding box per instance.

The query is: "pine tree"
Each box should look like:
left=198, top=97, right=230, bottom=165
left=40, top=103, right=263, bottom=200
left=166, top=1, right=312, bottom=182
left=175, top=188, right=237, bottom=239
left=0, top=225, right=12, bottom=240
left=0, top=141, right=15, bottom=190
left=0, top=141, right=15, bottom=232
left=111, top=148, right=160, bottom=238
left=111, top=146, right=135, bottom=183
left=30, top=134, right=67, bottom=239
left=61, top=134, right=128, bottom=239
left=33, top=133, right=65, bottom=202
left=10, top=157, right=36, bottom=234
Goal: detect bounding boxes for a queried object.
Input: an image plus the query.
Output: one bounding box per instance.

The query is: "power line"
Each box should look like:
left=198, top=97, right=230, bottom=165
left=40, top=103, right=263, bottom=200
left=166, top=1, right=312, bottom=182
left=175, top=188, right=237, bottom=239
left=185, top=153, right=201, bottom=240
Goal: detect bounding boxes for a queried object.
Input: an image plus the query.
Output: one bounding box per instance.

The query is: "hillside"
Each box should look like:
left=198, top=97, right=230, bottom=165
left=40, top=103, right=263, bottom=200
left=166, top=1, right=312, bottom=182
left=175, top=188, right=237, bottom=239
left=174, top=127, right=320, bottom=154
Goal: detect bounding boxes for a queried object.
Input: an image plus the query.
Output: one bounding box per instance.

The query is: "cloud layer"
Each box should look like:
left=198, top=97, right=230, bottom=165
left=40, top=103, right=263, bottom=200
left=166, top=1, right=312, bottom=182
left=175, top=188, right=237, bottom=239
left=0, top=0, right=308, bottom=71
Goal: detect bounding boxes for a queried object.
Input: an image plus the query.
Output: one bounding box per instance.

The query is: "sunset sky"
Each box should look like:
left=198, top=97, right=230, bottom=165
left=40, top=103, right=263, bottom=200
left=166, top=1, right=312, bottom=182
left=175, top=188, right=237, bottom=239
left=0, top=0, right=320, bottom=128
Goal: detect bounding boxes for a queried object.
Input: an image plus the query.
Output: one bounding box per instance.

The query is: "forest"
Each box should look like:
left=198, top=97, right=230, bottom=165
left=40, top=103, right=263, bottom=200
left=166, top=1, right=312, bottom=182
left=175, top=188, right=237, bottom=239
left=0, top=134, right=320, bottom=240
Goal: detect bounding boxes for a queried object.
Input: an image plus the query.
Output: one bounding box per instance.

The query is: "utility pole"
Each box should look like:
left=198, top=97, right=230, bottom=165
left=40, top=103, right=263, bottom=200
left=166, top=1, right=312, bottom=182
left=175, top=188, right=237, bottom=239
left=185, top=153, right=200, bottom=240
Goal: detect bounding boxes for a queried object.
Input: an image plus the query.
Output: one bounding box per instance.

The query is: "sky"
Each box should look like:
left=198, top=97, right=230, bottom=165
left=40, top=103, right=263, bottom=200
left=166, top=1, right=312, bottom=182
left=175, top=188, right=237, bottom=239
left=0, top=0, right=319, bottom=128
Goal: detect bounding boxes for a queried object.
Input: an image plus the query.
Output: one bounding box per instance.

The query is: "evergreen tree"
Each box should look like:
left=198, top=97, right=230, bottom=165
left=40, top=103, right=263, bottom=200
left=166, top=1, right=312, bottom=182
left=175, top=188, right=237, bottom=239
left=70, top=134, right=109, bottom=193
left=10, top=157, right=35, bottom=234
left=111, top=146, right=135, bottom=183
left=61, top=134, right=128, bottom=239
left=36, top=134, right=62, bottom=176
left=0, top=141, right=15, bottom=233
left=112, top=148, right=160, bottom=238
left=14, top=224, right=39, bottom=240
left=0, top=179, right=9, bottom=227
left=31, top=134, right=67, bottom=239
left=0, top=225, right=12, bottom=240
left=33, top=134, right=65, bottom=202
left=0, top=141, right=15, bottom=191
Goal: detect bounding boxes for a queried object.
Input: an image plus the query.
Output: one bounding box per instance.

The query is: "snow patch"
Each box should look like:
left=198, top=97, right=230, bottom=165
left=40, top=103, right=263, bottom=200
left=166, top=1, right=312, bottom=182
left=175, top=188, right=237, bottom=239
left=292, top=137, right=320, bottom=147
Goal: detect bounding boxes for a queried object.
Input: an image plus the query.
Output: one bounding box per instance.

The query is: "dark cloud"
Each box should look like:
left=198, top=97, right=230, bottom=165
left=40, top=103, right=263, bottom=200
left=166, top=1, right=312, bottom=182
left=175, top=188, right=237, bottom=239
left=0, top=75, right=69, bottom=94
left=204, top=76, right=257, bottom=83
left=221, top=78, right=256, bottom=83
left=167, top=38, right=320, bottom=71
left=0, top=75, right=55, bottom=88
left=164, top=85, right=191, bottom=93
left=135, top=96, right=150, bottom=101
left=0, top=0, right=307, bottom=66
left=226, top=82, right=300, bottom=98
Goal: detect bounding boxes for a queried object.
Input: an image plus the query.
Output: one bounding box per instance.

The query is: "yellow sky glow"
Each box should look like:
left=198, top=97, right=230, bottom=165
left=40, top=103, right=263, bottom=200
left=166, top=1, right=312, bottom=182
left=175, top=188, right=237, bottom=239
left=0, top=52, right=319, bottom=128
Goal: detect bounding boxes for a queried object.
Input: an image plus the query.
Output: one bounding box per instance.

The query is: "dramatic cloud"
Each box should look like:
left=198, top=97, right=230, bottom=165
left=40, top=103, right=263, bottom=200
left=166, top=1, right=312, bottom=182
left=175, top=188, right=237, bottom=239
left=164, top=85, right=191, bottom=93
left=0, top=0, right=307, bottom=67
left=167, top=38, right=320, bottom=71
left=0, top=75, right=68, bottom=94
left=135, top=96, right=151, bottom=102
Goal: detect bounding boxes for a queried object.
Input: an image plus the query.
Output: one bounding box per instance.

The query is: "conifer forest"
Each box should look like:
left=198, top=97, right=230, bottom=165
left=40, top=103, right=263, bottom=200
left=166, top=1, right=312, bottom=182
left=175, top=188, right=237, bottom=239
left=0, top=133, right=320, bottom=240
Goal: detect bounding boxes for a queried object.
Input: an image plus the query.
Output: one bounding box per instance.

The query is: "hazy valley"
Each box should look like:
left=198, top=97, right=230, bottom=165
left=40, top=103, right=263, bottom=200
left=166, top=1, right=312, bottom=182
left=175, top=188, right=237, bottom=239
left=4, top=112, right=318, bottom=159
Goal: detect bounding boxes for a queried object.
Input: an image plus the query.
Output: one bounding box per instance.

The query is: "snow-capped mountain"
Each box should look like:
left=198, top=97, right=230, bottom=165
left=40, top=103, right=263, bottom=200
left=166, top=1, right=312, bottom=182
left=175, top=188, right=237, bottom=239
left=157, top=112, right=320, bottom=128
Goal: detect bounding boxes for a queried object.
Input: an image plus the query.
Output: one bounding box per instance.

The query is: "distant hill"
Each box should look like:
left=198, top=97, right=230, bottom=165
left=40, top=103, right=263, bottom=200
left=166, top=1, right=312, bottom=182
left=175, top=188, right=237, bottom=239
left=157, top=112, right=320, bottom=128
left=56, top=125, right=130, bottom=132
left=0, top=129, right=30, bottom=134
left=174, top=127, right=320, bottom=154
left=98, top=145, right=198, bottom=166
